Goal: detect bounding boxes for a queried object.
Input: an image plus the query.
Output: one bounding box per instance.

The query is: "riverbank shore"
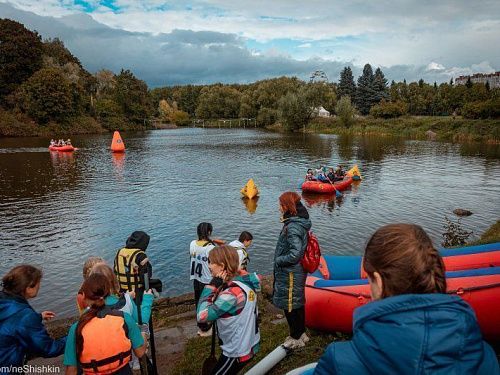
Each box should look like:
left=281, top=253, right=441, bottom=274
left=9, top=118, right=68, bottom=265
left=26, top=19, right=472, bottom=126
left=2, top=111, right=499, bottom=144
left=32, top=220, right=500, bottom=374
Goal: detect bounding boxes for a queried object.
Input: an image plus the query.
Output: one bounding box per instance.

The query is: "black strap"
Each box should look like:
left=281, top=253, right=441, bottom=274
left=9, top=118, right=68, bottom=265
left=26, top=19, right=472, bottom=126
left=80, top=350, right=132, bottom=371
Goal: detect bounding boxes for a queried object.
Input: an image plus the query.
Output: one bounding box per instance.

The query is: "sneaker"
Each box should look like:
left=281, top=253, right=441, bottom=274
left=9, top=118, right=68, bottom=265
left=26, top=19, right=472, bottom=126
left=131, top=358, right=140, bottom=370
left=197, top=327, right=212, bottom=337
left=283, top=336, right=305, bottom=350
left=299, top=333, right=310, bottom=344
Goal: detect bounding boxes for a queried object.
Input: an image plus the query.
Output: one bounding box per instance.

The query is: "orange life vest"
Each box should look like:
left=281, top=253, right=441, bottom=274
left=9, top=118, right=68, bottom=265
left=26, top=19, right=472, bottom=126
left=79, top=309, right=132, bottom=374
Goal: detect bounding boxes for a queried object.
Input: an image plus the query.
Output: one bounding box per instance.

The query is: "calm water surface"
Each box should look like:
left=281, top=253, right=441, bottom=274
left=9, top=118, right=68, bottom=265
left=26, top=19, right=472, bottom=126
left=0, top=128, right=499, bottom=316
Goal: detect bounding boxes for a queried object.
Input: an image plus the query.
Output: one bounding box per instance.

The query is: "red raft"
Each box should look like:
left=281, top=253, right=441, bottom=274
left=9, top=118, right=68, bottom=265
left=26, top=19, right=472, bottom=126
left=305, top=242, right=500, bottom=341
left=301, top=177, right=353, bottom=194
left=49, top=145, right=75, bottom=152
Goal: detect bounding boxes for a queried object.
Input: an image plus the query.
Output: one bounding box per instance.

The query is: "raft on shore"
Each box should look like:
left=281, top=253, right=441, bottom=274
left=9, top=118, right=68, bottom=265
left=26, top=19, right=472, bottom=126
left=305, top=242, right=500, bottom=340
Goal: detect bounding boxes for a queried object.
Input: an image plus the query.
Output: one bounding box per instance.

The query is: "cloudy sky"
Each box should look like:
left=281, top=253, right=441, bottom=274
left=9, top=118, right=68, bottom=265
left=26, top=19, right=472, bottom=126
left=1, top=0, right=499, bottom=87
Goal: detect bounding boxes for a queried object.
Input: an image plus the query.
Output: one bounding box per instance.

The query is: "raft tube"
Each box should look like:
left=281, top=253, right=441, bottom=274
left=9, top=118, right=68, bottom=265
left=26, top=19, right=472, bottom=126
left=305, top=242, right=500, bottom=340
left=49, top=145, right=75, bottom=152
left=301, top=177, right=353, bottom=194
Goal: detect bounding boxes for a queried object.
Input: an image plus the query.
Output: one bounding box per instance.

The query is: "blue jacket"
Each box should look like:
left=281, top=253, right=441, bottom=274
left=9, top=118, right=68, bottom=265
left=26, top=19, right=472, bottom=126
left=314, top=294, right=499, bottom=375
left=0, top=291, right=66, bottom=373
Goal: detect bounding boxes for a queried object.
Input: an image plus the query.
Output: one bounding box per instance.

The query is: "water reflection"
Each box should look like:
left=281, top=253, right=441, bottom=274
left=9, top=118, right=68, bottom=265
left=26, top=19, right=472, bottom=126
left=302, top=192, right=344, bottom=212
left=241, top=197, right=258, bottom=214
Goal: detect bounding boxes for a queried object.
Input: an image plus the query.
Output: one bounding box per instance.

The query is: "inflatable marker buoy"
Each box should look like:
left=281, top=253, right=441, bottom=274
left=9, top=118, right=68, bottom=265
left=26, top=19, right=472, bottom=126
left=111, top=131, right=125, bottom=153
left=345, top=164, right=361, bottom=180
left=245, top=345, right=289, bottom=375
left=241, top=178, right=259, bottom=199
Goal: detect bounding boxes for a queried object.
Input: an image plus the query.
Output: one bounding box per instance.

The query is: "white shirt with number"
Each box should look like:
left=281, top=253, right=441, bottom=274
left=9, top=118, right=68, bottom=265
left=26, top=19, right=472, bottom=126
left=189, top=240, right=214, bottom=284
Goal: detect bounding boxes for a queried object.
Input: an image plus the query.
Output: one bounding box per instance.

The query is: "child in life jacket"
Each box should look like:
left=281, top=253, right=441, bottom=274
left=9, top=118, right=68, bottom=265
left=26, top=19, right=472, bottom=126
left=197, top=245, right=261, bottom=375
left=64, top=273, right=146, bottom=375
left=90, top=264, right=153, bottom=371
left=228, top=231, right=253, bottom=271
left=305, top=169, right=317, bottom=181
left=0, top=265, right=66, bottom=371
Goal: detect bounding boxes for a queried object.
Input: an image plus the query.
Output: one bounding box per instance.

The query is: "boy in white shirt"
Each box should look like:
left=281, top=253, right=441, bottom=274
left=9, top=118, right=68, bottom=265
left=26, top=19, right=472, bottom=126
left=229, top=231, right=253, bottom=271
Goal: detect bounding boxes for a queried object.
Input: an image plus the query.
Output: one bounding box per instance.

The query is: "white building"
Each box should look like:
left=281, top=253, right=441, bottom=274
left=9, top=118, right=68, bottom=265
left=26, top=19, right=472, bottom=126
left=455, top=72, right=500, bottom=88
left=313, top=106, right=330, bottom=117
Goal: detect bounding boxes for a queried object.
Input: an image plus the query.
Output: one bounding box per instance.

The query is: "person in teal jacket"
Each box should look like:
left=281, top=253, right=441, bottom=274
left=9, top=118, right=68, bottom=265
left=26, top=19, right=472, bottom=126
left=313, top=224, right=499, bottom=375
left=0, top=265, right=66, bottom=374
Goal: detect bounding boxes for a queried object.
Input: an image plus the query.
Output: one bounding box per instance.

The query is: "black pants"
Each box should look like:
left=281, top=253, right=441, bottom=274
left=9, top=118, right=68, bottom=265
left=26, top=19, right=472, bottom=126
left=284, top=306, right=305, bottom=339
left=194, top=279, right=211, bottom=331
left=211, top=354, right=250, bottom=375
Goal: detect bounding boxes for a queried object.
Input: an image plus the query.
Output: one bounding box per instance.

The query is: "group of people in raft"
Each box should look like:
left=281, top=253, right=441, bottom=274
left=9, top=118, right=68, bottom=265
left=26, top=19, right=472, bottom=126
left=305, top=165, right=345, bottom=183
left=0, top=191, right=499, bottom=374
left=50, top=139, right=72, bottom=147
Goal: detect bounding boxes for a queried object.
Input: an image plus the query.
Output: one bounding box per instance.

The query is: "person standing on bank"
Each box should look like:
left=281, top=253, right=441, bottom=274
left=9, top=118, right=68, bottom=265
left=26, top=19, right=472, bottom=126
left=190, top=222, right=217, bottom=336
left=114, top=231, right=152, bottom=295
left=0, top=265, right=66, bottom=373
left=273, top=192, right=311, bottom=349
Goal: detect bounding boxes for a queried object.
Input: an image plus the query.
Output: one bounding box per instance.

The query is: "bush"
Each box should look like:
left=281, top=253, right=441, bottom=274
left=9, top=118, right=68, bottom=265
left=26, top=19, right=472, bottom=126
left=462, top=99, right=500, bottom=119
left=370, top=100, right=408, bottom=118
left=172, top=110, right=190, bottom=126
left=257, top=107, right=279, bottom=127
left=335, top=96, right=356, bottom=127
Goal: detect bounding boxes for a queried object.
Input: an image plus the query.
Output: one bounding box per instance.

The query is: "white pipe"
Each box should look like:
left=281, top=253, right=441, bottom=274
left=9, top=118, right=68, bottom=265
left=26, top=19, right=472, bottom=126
left=245, top=345, right=289, bottom=375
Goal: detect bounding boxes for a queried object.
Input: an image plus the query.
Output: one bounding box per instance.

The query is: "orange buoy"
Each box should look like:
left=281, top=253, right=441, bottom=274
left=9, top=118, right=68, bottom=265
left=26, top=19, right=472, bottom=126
left=111, top=131, right=125, bottom=153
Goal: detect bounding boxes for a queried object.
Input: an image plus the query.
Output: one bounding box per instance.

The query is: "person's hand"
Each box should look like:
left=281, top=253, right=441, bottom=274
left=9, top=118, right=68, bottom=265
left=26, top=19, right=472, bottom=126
left=144, top=289, right=153, bottom=295
left=127, top=290, right=136, bottom=299
left=213, top=238, right=226, bottom=245
left=41, top=311, right=56, bottom=321
left=216, top=270, right=228, bottom=281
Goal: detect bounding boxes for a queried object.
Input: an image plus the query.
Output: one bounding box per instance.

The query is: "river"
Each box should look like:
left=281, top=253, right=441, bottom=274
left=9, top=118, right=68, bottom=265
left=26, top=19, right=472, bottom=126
left=0, top=128, right=499, bottom=316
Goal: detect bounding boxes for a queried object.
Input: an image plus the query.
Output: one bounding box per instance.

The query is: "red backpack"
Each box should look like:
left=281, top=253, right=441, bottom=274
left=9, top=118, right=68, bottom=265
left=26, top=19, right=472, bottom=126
left=301, top=230, right=321, bottom=273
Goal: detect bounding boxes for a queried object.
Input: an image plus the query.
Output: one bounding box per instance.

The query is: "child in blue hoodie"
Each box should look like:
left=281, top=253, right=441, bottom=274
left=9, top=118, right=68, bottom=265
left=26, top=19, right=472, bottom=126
left=0, top=265, right=66, bottom=374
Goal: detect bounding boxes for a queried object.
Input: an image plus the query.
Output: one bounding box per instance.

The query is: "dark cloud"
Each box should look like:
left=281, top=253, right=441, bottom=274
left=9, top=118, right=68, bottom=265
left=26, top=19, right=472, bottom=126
left=0, top=3, right=489, bottom=87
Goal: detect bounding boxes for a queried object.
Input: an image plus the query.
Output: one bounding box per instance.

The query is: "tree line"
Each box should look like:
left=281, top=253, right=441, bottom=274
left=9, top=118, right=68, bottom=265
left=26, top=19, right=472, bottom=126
left=1, top=19, right=498, bottom=136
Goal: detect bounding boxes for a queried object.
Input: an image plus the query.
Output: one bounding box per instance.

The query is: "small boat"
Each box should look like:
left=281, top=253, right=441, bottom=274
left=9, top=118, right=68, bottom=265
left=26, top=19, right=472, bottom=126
left=49, top=145, right=75, bottom=152
left=305, top=242, right=500, bottom=340
left=301, top=177, right=353, bottom=194
left=241, top=178, right=259, bottom=199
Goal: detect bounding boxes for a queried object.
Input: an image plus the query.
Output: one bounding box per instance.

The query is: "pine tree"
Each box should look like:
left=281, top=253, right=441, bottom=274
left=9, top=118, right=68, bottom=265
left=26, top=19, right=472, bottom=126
left=449, top=78, right=454, bottom=86
left=485, top=81, right=490, bottom=91
left=466, top=77, right=473, bottom=88
left=373, top=67, right=388, bottom=103
left=338, top=66, right=356, bottom=100
left=355, top=64, right=376, bottom=115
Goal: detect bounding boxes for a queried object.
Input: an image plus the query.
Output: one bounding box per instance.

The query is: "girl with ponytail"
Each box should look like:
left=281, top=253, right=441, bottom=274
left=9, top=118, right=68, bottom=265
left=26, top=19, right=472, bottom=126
left=0, top=265, right=66, bottom=373
left=313, top=224, right=499, bottom=375
left=64, top=274, right=146, bottom=375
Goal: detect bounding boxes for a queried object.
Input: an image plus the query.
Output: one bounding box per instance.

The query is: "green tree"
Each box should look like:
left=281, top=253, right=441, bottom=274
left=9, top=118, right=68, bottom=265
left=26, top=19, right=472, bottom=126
left=465, top=77, right=473, bottom=89
left=373, top=67, right=389, bottom=103
left=195, top=85, right=241, bottom=119
left=20, top=67, right=73, bottom=124
left=0, top=19, right=44, bottom=104
left=370, top=100, right=408, bottom=118
left=114, top=69, right=152, bottom=124
left=278, top=91, right=311, bottom=131
left=355, top=64, right=376, bottom=115
left=338, top=66, right=356, bottom=99
left=335, top=96, right=356, bottom=127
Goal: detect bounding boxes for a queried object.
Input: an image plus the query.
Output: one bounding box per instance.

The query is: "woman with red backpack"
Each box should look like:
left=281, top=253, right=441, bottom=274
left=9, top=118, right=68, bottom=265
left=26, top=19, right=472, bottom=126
left=273, top=191, right=312, bottom=349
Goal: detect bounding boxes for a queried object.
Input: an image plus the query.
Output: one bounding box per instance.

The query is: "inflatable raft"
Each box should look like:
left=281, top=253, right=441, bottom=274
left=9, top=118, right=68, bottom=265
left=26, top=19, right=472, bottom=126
left=301, top=177, right=353, bottom=194
left=305, top=242, right=500, bottom=340
left=49, top=145, right=75, bottom=152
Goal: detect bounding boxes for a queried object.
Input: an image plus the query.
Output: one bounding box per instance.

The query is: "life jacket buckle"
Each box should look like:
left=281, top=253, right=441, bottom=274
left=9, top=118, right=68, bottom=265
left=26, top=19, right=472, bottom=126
left=456, top=287, right=464, bottom=295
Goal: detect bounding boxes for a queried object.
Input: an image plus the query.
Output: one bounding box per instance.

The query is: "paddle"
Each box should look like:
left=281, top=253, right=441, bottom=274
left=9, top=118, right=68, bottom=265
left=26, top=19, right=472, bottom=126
left=325, top=174, right=343, bottom=198
left=201, top=322, right=218, bottom=375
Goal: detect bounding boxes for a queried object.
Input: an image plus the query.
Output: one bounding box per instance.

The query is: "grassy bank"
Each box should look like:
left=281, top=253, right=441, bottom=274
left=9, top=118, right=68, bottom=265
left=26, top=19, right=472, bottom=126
left=474, top=220, right=500, bottom=245
left=307, top=116, right=500, bottom=143
left=0, top=109, right=157, bottom=137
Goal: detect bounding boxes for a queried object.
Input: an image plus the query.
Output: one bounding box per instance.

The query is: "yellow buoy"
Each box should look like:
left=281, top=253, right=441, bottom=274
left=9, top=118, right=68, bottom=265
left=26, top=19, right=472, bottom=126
left=240, top=178, right=259, bottom=199
left=345, top=165, right=362, bottom=180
